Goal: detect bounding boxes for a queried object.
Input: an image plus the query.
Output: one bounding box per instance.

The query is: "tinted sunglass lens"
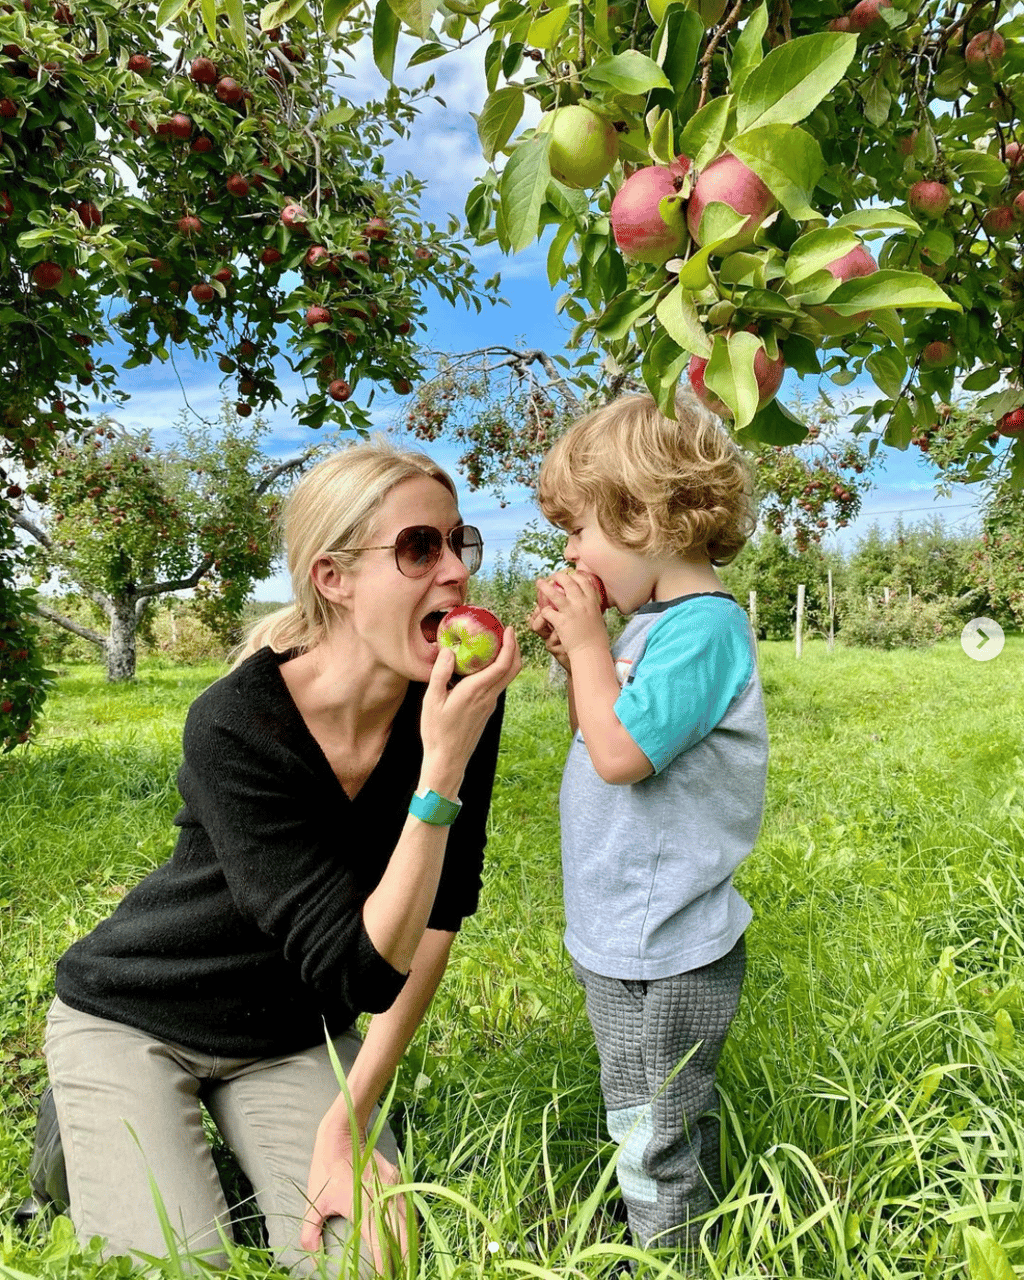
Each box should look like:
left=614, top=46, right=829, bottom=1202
left=455, top=527, right=483, bottom=574
left=396, top=526, right=442, bottom=576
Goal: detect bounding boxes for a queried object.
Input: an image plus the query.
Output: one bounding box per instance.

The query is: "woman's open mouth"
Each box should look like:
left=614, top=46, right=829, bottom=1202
left=420, top=611, right=447, bottom=644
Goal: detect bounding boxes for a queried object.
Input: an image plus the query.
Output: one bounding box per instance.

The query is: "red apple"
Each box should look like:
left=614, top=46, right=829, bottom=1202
left=908, top=180, right=951, bottom=219
left=611, top=162, right=689, bottom=264
left=281, top=202, right=309, bottom=231
left=31, top=261, right=63, bottom=290
left=921, top=339, right=955, bottom=368
left=539, top=569, right=609, bottom=612
left=998, top=408, right=1024, bottom=436
left=436, top=605, right=505, bottom=675
left=127, top=53, right=152, bottom=74
left=190, top=56, right=217, bottom=84
left=849, top=0, right=891, bottom=32
left=168, top=113, right=192, bottom=140
left=226, top=173, right=249, bottom=198
left=983, top=204, right=1016, bottom=236
left=965, top=30, right=1005, bottom=78
left=363, top=216, right=389, bottom=241
left=328, top=379, right=351, bottom=402
left=216, top=76, right=243, bottom=104
left=686, top=152, right=776, bottom=255
left=305, top=305, right=331, bottom=327
left=259, top=246, right=283, bottom=266
left=191, top=281, right=214, bottom=303
left=688, top=342, right=785, bottom=417
left=177, top=214, right=202, bottom=236
left=75, top=200, right=101, bottom=228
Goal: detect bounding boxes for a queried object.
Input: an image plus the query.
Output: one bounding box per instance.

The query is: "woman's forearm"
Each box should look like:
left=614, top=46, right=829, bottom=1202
left=325, top=928, right=454, bottom=1134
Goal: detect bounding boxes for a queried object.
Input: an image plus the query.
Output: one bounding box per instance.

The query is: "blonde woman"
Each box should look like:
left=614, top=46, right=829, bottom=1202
left=41, top=439, right=520, bottom=1275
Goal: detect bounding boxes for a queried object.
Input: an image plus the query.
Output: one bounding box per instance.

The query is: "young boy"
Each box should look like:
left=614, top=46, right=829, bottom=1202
left=530, top=392, right=769, bottom=1251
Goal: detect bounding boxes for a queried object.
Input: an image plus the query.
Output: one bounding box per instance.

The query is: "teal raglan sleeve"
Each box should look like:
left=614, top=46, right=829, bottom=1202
left=614, top=601, right=756, bottom=774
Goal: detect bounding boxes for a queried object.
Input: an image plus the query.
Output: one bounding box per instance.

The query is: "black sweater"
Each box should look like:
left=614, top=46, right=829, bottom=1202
left=55, top=646, right=505, bottom=1057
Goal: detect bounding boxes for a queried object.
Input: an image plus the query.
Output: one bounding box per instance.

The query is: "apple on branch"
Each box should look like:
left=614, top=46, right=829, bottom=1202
left=436, top=605, right=505, bottom=675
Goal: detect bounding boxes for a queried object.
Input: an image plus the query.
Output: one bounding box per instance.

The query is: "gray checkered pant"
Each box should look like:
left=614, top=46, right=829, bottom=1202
left=572, top=935, right=745, bottom=1248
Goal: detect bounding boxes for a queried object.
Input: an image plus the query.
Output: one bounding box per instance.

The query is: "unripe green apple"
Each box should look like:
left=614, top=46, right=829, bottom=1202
left=536, top=104, right=619, bottom=190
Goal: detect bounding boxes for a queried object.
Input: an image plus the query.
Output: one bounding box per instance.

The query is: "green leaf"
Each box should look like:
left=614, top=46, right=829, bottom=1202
left=678, top=95, right=730, bottom=169
left=584, top=50, right=671, bottom=95
left=963, top=1226, right=1017, bottom=1280
left=676, top=214, right=747, bottom=289
left=595, top=290, right=656, bottom=341
left=477, top=86, right=524, bottom=164
left=949, top=150, right=1008, bottom=188
left=527, top=4, right=570, bottom=49
left=729, top=1, right=767, bottom=97
left=499, top=133, right=551, bottom=253
left=826, top=270, right=961, bottom=316
left=781, top=333, right=821, bottom=377
left=373, top=0, right=400, bottom=81
left=863, top=72, right=892, bottom=128
left=735, top=32, right=857, bottom=132
left=785, top=227, right=861, bottom=283
left=648, top=109, right=674, bottom=167
left=318, top=104, right=356, bottom=128
left=155, top=0, right=189, bottom=26
left=259, top=0, right=307, bottom=30
left=737, top=396, right=807, bottom=446
left=546, top=220, right=576, bottom=288
left=728, top=125, right=824, bottom=222
left=222, top=0, right=245, bottom=45
left=200, top=0, right=217, bottom=38
left=832, top=208, right=920, bottom=234
left=884, top=399, right=914, bottom=450
left=654, top=6, right=703, bottom=96
left=387, top=0, right=439, bottom=38
left=962, top=366, right=1001, bottom=391
left=656, top=284, right=712, bottom=357
left=407, top=40, right=448, bottom=67
left=866, top=347, right=907, bottom=399
left=324, top=0, right=361, bottom=35
left=704, top=330, right=764, bottom=431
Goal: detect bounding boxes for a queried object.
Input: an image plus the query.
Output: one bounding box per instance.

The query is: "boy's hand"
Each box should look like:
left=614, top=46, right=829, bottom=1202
left=535, top=570, right=608, bottom=662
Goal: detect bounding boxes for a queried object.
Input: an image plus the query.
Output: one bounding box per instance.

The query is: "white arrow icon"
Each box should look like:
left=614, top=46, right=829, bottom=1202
left=961, top=617, right=1005, bottom=662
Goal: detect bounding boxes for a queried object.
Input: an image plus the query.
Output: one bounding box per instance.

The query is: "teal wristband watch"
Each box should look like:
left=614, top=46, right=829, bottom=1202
left=409, top=788, right=462, bottom=826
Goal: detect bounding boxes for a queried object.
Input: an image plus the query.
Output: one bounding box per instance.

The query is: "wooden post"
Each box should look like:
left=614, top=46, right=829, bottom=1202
left=795, top=583, right=805, bottom=658
left=884, top=586, right=891, bottom=605
left=827, top=569, right=835, bottom=653
left=748, top=590, right=759, bottom=660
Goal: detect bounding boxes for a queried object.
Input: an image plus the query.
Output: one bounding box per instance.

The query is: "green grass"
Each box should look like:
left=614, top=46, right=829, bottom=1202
left=2, top=639, right=1023, bottom=1278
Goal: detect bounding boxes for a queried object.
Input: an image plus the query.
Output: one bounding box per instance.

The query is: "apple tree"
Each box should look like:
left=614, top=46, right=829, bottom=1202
left=11, top=406, right=319, bottom=683
left=0, top=0, right=494, bottom=744
left=258, top=0, right=1024, bottom=474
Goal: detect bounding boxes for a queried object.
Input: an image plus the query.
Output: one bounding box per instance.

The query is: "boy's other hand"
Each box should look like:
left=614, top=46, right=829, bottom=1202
left=528, top=598, right=571, bottom=670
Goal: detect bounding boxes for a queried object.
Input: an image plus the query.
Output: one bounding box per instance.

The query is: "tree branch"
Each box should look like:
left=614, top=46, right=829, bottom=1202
left=11, top=510, right=53, bottom=551
left=31, top=601, right=106, bottom=649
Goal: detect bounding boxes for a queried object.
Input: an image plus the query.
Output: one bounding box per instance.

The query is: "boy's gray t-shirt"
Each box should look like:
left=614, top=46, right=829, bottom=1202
left=560, top=592, right=768, bottom=980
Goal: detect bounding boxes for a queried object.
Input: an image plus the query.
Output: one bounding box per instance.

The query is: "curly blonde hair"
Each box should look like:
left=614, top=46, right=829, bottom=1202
left=537, top=393, right=755, bottom=565
left=234, top=436, right=457, bottom=665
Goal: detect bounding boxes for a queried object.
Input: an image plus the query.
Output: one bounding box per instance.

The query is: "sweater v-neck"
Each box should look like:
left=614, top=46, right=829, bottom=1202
left=264, top=647, right=422, bottom=804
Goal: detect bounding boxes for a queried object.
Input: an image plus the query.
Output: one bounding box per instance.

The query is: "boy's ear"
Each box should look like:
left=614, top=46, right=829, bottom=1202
left=310, top=555, right=353, bottom=607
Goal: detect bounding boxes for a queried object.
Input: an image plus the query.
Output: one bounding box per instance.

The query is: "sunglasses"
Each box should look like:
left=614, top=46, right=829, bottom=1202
left=348, top=524, right=483, bottom=578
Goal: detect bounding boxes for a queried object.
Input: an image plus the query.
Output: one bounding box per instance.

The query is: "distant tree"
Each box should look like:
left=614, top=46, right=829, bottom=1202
left=11, top=405, right=317, bottom=682
left=719, top=531, right=834, bottom=639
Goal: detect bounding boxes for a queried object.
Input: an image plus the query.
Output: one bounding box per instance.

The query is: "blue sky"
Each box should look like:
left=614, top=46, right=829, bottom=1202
left=87, top=33, right=990, bottom=602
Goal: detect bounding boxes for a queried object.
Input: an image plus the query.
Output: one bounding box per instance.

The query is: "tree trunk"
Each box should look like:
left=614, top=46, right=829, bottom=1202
left=106, top=598, right=138, bottom=682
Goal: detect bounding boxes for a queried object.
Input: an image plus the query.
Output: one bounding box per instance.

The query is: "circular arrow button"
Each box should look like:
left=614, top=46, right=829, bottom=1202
left=961, top=617, right=1005, bottom=662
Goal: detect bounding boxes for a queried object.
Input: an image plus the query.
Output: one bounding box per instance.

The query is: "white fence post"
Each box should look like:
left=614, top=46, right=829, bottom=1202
left=827, top=569, right=835, bottom=653
left=795, top=584, right=805, bottom=658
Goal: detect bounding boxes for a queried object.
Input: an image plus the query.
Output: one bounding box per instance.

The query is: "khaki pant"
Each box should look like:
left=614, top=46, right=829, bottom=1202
left=44, top=998, right=398, bottom=1275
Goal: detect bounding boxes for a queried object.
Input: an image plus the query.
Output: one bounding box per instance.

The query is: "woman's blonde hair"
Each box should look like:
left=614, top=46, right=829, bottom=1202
left=537, top=393, right=755, bottom=564
left=234, top=436, right=457, bottom=664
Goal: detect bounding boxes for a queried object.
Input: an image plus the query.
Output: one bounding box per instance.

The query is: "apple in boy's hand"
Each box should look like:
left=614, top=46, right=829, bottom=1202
left=436, top=605, right=505, bottom=675
left=538, top=569, right=609, bottom=613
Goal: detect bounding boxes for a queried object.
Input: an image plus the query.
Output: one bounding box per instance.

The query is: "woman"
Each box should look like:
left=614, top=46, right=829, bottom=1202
left=41, top=439, right=521, bottom=1275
